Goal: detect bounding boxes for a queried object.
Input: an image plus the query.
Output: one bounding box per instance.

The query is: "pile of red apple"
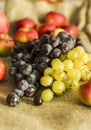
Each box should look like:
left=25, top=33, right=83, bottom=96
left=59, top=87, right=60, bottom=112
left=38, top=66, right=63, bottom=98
left=15, top=11, right=79, bottom=43
left=0, top=12, right=14, bottom=56
left=0, top=11, right=91, bottom=107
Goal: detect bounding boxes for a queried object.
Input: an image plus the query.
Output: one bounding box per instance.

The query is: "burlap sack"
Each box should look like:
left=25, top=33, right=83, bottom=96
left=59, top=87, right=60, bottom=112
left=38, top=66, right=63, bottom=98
left=0, top=0, right=91, bottom=130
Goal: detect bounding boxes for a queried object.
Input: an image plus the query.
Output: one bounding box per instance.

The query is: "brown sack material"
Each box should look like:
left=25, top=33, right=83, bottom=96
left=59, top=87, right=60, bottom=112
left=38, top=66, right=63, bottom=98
left=77, top=0, right=88, bottom=30
left=0, top=0, right=91, bottom=130
left=85, top=0, right=91, bottom=37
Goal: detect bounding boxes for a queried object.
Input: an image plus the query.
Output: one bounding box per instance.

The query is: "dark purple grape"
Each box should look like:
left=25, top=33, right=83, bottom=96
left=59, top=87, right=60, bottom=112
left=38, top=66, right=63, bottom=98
left=14, top=73, right=25, bottom=83
left=22, top=53, right=31, bottom=61
left=20, top=63, right=32, bottom=75
left=17, top=79, right=29, bottom=91
left=24, top=84, right=37, bottom=97
left=48, top=35, right=60, bottom=47
left=40, top=34, right=50, bottom=44
left=18, top=60, right=25, bottom=67
left=34, top=82, right=40, bottom=89
left=75, top=37, right=83, bottom=46
left=34, top=95, right=43, bottom=106
left=39, top=56, right=50, bottom=64
left=31, top=64, right=39, bottom=70
left=58, top=42, right=69, bottom=54
left=9, top=66, right=18, bottom=76
left=26, top=74, right=37, bottom=84
left=40, top=44, right=53, bottom=55
left=49, top=48, right=61, bottom=59
left=37, top=63, right=48, bottom=74
left=6, top=92, right=20, bottom=107
left=15, top=52, right=23, bottom=60
left=58, top=31, right=69, bottom=42
left=33, top=57, right=40, bottom=64
left=13, top=88, right=24, bottom=97
left=33, top=47, right=40, bottom=57
left=32, top=70, right=41, bottom=80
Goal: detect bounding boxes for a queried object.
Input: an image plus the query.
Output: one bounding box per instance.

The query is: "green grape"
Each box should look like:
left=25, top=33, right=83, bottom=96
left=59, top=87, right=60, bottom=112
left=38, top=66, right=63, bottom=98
left=80, top=65, right=91, bottom=81
left=53, top=70, right=67, bottom=81
left=40, top=75, right=53, bottom=87
left=63, top=59, right=74, bottom=72
left=74, top=59, right=84, bottom=69
left=74, top=46, right=85, bottom=54
left=51, top=58, right=64, bottom=71
left=78, top=52, right=89, bottom=64
left=44, top=67, right=54, bottom=76
left=71, top=80, right=79, bottom=89
left=64, top=79, right=72, bottom=89
left=67, top=49, right=79, bottom=61
left=41, top=88, right=54, bottom=102
left=52, top=81, right=66, bottom=95
left=59, top=53, right=67, bottom=61
left=67, top=68, right=81, bottom=81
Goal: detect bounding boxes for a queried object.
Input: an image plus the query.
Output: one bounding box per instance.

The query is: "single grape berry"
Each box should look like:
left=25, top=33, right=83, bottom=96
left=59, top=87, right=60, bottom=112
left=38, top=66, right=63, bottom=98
left=17, top=79, right=29, bottom=90
left=40, top=44, right=53, bottom=55
left=40, top=34, right=50, bottom=44
left=34, top=95, right=43, bottom=106
left=13, top=88, right=24, bottom=97
left=24, top=84, right=37, bottom=97
left=49, top=48, right=61, bottom=59
left=14, top=73, right=25, bottom=83
left=39, top=56, right=50, bottom=64
left=58, top=31, right=68, bottom=42
left=20, top=63, right=32, bottom=75
left=6, top=92, right=20, bottom=107
left=26, top=73, right=37, bottom=84
left=48, top=35, right=60, bottom=47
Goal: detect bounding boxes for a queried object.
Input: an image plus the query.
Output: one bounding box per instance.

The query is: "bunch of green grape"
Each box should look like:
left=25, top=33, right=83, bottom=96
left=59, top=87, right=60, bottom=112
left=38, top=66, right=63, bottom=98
left=40, top=46, right=91, bottom=102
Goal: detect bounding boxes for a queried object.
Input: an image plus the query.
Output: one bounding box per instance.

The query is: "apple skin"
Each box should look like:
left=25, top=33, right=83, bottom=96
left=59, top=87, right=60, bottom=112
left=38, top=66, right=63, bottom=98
left=62, top=25, right=79, bottom=38
left=0, top=12, right=10, bottom=33
left=16, top=18, right=35, bottom=29
left=15, top=28, right=39, bottom=43
left=37, top=23, right=56, bottom=36
left=0, top=34, right=14, bottom=56
left=45, top=11, right=67, bottom=27
left=78, top=81, right=91, bottom=106
left=0, top=60, right=6, bottom=81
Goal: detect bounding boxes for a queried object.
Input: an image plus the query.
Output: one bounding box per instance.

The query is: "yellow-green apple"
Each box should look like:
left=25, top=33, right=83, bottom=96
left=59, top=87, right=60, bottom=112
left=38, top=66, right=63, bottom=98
left=0, top=12, right=10, bottom=33
left=0, top=60, right=6, bottom=81
left=37, top=23, right=56, bottom=36
left=16, top=18, right=35, bottom=29
left=45, top=11, right=67, bottom=27
left=62, top=25, right=79, bottom=38
left=0, top=34, right=14, bottom=56
left=78, top=81, right=91, bottom=106
left=15, top=28, right=39, bottom=43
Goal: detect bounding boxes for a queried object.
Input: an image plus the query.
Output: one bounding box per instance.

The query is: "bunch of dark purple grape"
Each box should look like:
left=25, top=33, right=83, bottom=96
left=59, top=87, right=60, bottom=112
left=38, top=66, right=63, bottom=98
left=6, top=31, right=84, bottom=107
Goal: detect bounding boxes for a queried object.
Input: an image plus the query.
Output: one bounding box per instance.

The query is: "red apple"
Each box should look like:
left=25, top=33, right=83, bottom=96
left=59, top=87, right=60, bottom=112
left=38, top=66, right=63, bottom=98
left=37, top=23, right=56, bottom=36
left=16, top=18, right=35, bottom=29
left=0, top=12, right=10, bottom=33
left=0, top=60, right=6, bottom=81
left=78, top=81, right=91, bottom=106
left=45, top=11, right=67, bottom=27
left=0, top=34, right=14, bottom=56
left=62, top=25, right=79, bottom=38
left=15, top=27, right=39, bottom=43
